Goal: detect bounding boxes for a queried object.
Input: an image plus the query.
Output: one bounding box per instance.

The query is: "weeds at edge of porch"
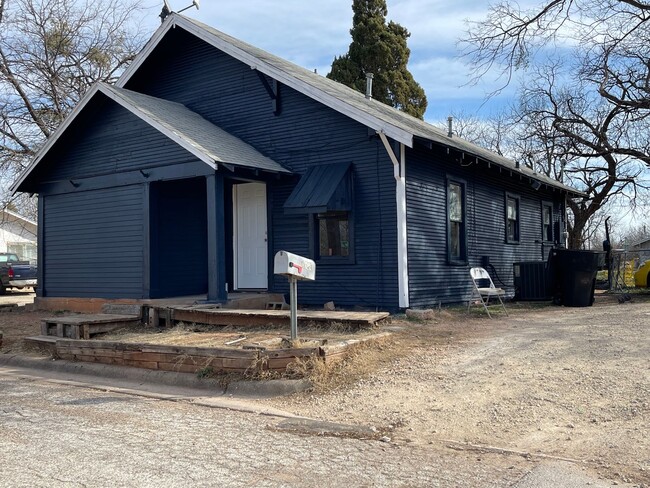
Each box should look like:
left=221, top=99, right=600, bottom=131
left=185, top=333, right=395, bottom=392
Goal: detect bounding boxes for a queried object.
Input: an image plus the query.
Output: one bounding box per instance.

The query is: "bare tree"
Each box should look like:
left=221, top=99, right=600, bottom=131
left=0, top=0, right=149, bottom=214
left=445, top=110, right=510, bottom=157
left=461, top=0, right=650, bottom=248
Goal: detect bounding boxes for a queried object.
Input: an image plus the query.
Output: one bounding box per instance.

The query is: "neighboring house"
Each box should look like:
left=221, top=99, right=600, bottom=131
left=0, top=209, right=37, bottom=263
left=12, top=14, right=582, bottom=309
left=628, top=238, right=650, bottom=251
left=628, top=237, right=650, bottom=263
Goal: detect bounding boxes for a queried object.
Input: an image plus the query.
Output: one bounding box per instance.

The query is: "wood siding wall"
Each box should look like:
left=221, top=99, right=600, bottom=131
left=406, top=144, right=565, bottom=308
left=29, top=26, right=570, bottom=308
left=34, top=97, right=212, bottom=299
left=42, top=185, right=145, bottom=298
left=126, top=29, right=400, bottom=309
left=32, top=95, right=204, bottom=185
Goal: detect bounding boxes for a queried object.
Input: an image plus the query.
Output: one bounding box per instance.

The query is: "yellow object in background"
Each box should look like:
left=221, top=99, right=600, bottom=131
left=634, top=260, right=650, bottom=287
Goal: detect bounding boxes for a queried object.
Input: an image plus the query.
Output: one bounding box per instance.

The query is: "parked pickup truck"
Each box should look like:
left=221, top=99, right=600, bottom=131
left=0, top=252, right=37, bottom=294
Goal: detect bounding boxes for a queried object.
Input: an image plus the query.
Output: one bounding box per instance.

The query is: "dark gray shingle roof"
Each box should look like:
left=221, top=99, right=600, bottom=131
left=103, top=84, right=289, bottom=174
left=168, top=15, right=581, bottom=196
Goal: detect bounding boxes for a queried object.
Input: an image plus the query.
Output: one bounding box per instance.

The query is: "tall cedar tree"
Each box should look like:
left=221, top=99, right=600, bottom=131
left=328, top=0, right=427, bottom=119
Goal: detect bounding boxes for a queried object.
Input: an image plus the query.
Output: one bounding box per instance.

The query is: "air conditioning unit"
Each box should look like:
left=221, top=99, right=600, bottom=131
left=513, top=261, right=551, bottom=301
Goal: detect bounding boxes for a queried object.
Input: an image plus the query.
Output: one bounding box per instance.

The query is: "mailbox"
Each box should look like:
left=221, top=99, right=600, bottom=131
left=274, top=251, right=316, bottom=281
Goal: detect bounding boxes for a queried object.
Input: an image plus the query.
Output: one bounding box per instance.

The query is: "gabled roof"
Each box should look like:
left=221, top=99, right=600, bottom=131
left=11, top=82, right=288, bottom=193
left=116, top=13, right=583, bottom=197
left=102, top=85, right=288, bottom=174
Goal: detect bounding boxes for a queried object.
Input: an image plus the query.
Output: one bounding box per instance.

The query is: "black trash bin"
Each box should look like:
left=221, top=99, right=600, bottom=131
left=551, top=249, right=603, bottom=307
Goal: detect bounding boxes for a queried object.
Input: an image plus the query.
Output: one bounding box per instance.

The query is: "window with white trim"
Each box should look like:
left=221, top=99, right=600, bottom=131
left=447, top=179, right=467, bottom=263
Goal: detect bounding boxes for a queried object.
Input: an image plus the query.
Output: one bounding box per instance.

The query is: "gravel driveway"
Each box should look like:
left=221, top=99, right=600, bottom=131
left=0, top=292, right=647, bottom=485
left=265, top=299, right=650, bottom=486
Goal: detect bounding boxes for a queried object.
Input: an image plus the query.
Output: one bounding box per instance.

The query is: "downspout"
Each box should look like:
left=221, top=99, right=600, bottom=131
left=378, top=131, right=410, bottom=308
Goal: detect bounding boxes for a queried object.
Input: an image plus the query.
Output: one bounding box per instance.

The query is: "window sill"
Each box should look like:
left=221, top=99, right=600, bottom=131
left=315, top=256, right=356, bottom=265
left=447, top=258, right=468, bottom=266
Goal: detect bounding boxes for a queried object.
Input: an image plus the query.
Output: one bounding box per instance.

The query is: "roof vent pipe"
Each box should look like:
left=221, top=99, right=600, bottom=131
left=447, top=116, right=453, bottom=137
left=365, top=72, right=374, bottom=100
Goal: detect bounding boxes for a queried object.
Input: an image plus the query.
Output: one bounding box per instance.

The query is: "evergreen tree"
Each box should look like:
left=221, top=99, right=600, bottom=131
left=328, top=0, right=427, bottom=119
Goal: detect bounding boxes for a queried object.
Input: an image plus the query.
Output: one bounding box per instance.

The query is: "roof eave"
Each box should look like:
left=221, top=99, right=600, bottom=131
left=116, top=14, right=414, bottom=148
left=418, top=137, right=585, bottom=197
left=10, top=83, right=103, bottom=195
left=99, top=84, right=219, bottom=171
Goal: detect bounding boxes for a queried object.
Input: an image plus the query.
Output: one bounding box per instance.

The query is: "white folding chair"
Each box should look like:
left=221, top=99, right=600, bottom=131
left=468, top=267, right=508, bottom=318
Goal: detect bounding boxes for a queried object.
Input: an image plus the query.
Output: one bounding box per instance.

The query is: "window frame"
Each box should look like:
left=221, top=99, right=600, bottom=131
left=505, top=193, right=520, bottom=244
left=309, top=210, right=355, bottom=264
left=446, top=176, right=468, bottom=265
left=541, top=201, right=554, bottom=243
left=6, top=242, right=37, bottom=263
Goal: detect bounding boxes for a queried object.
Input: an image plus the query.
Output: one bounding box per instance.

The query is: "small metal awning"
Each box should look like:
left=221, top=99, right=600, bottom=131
left=284, top=162, right=352, bottom=214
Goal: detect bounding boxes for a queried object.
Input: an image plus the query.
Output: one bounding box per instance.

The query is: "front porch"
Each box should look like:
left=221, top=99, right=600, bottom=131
left=33, top=291, right=390, bottom=334
left=34, top=291, right=285, bottom=314
left=26, top=293, right=391, bottom=378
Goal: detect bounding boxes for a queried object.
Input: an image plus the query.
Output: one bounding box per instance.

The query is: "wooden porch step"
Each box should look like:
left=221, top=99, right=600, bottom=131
left=170, top=307, right=390, bottom=329
left=40, top=314, right=141, bottom=340
left=23, top=335, right=58, bottom=354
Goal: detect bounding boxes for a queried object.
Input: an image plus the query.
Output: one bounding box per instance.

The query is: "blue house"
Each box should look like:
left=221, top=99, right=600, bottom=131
left=12, top=14, right=582, bottom=310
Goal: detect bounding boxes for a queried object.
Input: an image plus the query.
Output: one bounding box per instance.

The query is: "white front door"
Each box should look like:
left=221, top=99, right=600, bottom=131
left=234, top=182, right=268, bottom=289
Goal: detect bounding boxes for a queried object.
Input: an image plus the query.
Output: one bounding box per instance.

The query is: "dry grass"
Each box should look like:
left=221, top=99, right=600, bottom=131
left=291, top=339, right=393, bottom=393
left=98, top=322, right=380, bottom=350
left=0, top=310, right=48, bottom=354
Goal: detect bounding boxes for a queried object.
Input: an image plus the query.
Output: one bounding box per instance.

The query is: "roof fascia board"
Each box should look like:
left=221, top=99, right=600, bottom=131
left=99, top=85, right=218, bottom=170
left=10, top=83, right=102, bottom=194
left=116, top=15, right=413, bottom=147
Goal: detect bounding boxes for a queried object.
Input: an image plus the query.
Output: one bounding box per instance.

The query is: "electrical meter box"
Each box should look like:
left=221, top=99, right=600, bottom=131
left=274, top=251, right=316, bottom=281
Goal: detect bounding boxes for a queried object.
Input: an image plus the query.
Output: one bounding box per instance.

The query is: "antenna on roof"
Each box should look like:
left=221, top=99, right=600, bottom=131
left=178, top=0, right=200, bottom=13
left=159, top=0, right=199, bottom=23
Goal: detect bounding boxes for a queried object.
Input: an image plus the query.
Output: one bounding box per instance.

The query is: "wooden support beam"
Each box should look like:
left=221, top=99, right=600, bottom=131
left=206, top=174, right=227, bottom=302
left=254, top=70, right=281, bottom=115
left=143, top=182, right=151, bottom=298
left=378, top=132, right=401, bottom=181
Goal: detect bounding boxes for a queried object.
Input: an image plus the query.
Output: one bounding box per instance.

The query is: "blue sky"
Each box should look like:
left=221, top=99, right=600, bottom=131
left=144, top=0, right=521, bottom=123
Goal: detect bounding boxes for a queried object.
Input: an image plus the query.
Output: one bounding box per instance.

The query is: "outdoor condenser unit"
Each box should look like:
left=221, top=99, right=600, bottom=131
left=513, top=261, right=551, bottom=301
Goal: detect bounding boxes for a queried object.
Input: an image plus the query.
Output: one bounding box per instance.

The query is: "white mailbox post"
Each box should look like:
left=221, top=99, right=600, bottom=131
left=273, top=251, right=315, bottom=340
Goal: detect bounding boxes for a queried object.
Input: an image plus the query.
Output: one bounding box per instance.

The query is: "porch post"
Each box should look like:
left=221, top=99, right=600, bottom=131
left=206, top=173, right=227, bottom=302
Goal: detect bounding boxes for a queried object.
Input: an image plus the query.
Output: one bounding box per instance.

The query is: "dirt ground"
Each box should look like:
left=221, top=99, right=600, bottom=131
left=97, top=323, right=381, bottom=350
left=1, top=293, right=648, bottom=485
left=0, top=291, right=45, bottom=353
left=262, top=299, right=650, bottom=486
